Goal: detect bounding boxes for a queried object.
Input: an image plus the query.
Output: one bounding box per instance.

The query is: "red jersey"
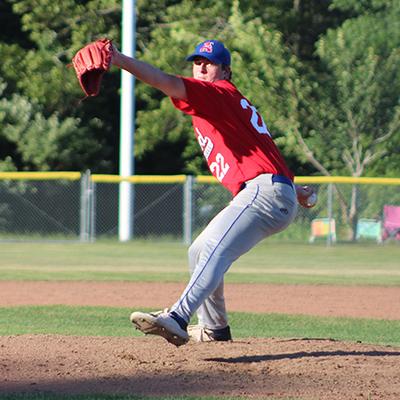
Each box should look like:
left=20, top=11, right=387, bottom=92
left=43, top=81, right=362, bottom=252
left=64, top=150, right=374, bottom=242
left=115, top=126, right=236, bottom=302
left=171, top=77, right=294, bottom=195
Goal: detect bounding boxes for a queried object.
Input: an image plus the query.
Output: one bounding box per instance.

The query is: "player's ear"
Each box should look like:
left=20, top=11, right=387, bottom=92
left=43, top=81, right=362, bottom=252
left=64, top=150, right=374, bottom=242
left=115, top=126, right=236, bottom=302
left=222, top=65, right=232, bottom=80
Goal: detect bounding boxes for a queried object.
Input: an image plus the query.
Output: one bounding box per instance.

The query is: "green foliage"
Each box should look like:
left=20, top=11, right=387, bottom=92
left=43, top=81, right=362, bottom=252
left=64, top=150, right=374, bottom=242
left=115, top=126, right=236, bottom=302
left=0, top=0, right=398, bottom=177
left=301, top=1, right=400, bottom=177
left=331, top=0, right=394, bottom=14
left=0, top=0, right=121, bottom=172
left=4, top=0, right=120, bottom=110
left=0, top=80, right=105, bottom=171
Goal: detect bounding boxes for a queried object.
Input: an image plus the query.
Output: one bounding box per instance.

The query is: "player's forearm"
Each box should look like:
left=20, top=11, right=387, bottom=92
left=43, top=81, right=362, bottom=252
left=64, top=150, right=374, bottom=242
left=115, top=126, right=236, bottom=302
left=114, top=52, right=163, bottom=86
left=112, top=51, right=186, bottom=99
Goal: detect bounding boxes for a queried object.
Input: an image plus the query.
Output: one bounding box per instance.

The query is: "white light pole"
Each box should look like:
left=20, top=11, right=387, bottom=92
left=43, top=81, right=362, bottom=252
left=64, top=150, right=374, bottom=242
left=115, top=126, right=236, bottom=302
left=118, top=0, right=136, bottom=241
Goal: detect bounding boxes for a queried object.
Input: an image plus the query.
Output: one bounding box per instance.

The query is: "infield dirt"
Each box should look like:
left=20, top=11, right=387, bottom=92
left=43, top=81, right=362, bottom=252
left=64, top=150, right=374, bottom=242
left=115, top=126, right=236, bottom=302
left=1, top=281, right=399, bottom=399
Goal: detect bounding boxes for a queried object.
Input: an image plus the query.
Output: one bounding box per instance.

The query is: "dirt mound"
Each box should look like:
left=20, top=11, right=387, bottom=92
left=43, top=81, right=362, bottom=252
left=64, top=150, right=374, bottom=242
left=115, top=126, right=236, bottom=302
left=1, top=335, right=399, bottom=399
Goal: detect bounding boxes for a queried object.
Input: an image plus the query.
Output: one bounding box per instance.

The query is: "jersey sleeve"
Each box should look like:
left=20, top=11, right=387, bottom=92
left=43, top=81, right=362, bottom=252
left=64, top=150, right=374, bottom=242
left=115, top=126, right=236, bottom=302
left=170, top=77, right=230, bottom=119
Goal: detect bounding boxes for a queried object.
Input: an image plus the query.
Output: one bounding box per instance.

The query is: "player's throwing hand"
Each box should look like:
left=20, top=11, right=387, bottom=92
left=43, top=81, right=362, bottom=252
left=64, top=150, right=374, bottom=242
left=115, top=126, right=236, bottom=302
left=296, top=185, right=318, bottom=208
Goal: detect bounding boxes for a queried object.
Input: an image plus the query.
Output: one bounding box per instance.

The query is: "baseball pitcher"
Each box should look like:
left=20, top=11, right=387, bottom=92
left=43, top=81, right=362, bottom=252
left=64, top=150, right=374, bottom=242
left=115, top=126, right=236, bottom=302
left=73, top=39, right=316, bottom=346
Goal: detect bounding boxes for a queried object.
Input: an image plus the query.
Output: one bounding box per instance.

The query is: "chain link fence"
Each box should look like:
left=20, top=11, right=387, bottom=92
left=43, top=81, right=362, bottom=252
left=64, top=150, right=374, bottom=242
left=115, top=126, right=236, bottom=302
left=0, top=172, right=81, bottom=241
left=0, top=172, right=399, bottom=244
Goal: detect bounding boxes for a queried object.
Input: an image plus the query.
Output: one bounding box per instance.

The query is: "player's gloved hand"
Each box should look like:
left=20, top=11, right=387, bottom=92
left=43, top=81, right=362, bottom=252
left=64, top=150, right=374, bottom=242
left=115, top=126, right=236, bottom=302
left=71, top=38, right=113, bottom=97
left=296, top=185, right=317, bottom=208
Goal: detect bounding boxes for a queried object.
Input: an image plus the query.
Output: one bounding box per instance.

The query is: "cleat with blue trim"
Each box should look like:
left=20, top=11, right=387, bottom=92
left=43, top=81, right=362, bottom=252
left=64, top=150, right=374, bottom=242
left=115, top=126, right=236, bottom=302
left=130, top=310, right=189, bottom=347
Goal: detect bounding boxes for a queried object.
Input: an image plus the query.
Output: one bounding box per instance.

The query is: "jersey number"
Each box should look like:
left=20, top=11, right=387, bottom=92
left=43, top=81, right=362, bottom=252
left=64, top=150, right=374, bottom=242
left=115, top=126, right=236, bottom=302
left=196, top=128, right=213, bottom=160
left=240, top=98, right=271, bottom=136
left=210, top=153, right=229, bottom=182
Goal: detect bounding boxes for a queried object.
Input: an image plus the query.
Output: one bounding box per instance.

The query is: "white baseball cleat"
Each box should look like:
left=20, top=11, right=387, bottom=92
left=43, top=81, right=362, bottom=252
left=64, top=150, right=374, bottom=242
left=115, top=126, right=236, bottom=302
left=130, top=310, right=189, bottom=347
left=188, top=325, right=232, bottom=342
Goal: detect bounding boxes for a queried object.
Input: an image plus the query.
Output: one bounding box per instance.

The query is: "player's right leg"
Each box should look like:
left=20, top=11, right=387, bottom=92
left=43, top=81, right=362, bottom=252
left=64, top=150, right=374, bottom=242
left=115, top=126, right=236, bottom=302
left=187, top=324, right=232, bottom=342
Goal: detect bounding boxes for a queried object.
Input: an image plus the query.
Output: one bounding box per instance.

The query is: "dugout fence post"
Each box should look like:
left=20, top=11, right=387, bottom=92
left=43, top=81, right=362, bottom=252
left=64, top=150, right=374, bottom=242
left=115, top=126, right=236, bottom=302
left=183, top=175, right=194, bottom=245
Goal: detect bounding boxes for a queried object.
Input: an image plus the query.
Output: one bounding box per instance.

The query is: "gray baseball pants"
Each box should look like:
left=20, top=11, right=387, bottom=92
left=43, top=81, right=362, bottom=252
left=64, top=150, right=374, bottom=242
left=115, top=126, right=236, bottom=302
left=170, top=173, right=298, bottom=329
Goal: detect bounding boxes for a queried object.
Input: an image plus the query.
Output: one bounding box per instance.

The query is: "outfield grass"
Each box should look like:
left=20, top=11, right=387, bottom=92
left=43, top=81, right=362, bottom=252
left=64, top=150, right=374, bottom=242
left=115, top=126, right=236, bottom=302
left=1, top=305, right=399, bottom=347
left=0, top=240, right=399, bottom=285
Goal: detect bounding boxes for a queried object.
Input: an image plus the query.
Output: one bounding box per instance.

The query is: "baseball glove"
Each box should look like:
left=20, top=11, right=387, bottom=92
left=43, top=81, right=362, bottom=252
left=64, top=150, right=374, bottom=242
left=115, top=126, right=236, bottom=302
left=296, top=185, right=317, bottom=208
left=72, top=38, right=113, bottom=97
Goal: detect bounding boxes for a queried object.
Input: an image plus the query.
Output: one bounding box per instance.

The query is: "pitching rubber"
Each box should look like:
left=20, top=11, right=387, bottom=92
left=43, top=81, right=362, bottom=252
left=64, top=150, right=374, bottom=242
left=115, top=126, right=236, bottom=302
left=130, top=311, right=189, bottom=347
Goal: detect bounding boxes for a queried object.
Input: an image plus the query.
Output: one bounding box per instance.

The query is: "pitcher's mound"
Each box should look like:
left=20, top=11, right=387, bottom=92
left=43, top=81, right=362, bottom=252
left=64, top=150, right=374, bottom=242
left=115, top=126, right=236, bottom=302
left=1, top=334, right=399, bottom=399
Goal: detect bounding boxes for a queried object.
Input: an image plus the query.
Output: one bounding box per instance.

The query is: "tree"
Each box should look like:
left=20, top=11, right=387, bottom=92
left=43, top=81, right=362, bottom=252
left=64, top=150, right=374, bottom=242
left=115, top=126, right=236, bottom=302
left=0, top=0, right=191, bottom=173
left=0, top=79, right=107, bottom=171
left=134, top=0, right=303, bottom=175
left=0, top=0, right=123, bottom=172
left=2, top=0, right=396, bottom=185
left=291, top=0, right=400, bottom=237
left=240, top=0, right=349, bottom=62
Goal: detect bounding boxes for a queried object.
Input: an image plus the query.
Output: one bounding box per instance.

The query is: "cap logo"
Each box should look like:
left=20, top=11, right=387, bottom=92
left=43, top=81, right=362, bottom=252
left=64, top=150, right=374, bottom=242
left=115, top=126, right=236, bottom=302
left=199, top=41, right=214, bottom=54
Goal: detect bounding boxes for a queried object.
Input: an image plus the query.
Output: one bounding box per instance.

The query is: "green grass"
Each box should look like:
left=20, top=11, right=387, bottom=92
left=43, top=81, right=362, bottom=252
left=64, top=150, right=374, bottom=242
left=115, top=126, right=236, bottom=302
left=1, top=305, right=399, bottom=347
left=0, top=240, right=399, bottom=285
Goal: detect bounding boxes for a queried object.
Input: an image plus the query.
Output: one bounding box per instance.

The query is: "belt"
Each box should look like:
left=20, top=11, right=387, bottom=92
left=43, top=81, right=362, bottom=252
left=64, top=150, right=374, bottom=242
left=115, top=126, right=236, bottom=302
left=272, top=174, right=293, bottom=187
left=239, top=174, right=293, bottom=192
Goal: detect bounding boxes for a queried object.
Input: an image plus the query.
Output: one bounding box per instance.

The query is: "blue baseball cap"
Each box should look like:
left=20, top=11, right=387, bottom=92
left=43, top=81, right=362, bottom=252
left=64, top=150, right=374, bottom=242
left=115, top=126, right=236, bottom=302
left=186, top=40, right=231, bottom=66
